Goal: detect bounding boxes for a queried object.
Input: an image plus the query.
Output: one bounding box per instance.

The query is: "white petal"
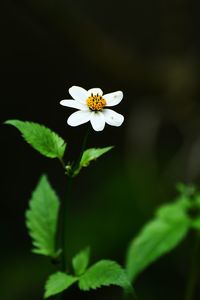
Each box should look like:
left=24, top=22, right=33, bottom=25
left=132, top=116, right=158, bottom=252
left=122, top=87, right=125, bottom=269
left=88, top=88, right=103, bottom=96
left=103, top=109, right=124, bottom=127
left=90, top=111, right=105, bottom=131
left=69, top=86, right=88, bottom=103
left=104, top=91, right=123, bottom=107
left=67, top=111, right=91, bottom=127
left=60, top=100, right=88, bottom=110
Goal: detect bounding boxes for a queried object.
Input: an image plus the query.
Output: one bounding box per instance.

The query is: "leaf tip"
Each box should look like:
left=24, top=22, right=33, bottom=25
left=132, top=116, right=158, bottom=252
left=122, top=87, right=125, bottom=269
left=4, top=119, right=16, bottom=125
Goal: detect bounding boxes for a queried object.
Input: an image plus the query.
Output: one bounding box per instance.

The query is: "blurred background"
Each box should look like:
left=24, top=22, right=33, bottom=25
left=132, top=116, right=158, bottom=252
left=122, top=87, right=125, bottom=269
left=1, top=0, right=200, bottom=299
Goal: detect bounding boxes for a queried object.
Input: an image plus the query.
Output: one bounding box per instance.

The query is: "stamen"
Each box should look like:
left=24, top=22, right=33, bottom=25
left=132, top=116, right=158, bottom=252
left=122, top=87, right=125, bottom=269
left=86, top=94, right=106, bottom=111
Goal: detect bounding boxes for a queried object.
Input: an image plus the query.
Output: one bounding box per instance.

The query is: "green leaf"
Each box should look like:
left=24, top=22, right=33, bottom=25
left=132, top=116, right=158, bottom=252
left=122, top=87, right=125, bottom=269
left=44, top=272, right=77, bottom=298
left=5, top=120, right=66, bottom=159
left=80, top=147, right=113, bottom=167
left=26, top=175, right=60, bottom=257
left=72, top=146, right=113, bottom=177
left=192, top=218, right=200, bottom=230
left=175, top=184, right=200, bottom=231
left=78, top=260, right=132, bottom=292
left=156, top=199, right=191, bottom=222
left=194, top=194, right=200, bottom=207
left=72, top=247, right=90, bottom=276
left=176, top=183, right=196, bottom=197
left=126, top=199, right=191, bottom=282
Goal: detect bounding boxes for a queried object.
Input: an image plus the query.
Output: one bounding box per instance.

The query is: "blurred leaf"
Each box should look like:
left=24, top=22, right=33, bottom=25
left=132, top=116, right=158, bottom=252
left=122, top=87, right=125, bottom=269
left=181, top=188, right=200, bottom=231
left=192, top=218, right=200, bottom=230
left=26, top=175, right=60, bottom=257
left=176, top=183, right=196, bottom=197
left=126, top=199, right=191, bottom=282
left=44, top=272, right=77, bottom=298
left=195, top=195, right=200, bottom=206
left=78, top=260, right=132, bottom=292
left=156, top=199, right=190, bottom=221
left=72, top=247, right=90, bottom=276
left=5, top=120, right=66, bottom=159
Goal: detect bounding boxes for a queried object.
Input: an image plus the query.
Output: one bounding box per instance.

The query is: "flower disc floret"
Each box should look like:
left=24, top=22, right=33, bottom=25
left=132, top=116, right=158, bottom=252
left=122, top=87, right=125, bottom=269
left=86, top=94, right=106, bottom=111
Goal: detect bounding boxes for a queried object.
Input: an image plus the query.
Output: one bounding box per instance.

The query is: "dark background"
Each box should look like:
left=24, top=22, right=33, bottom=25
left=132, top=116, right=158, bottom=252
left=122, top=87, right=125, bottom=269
left=1, top=0, right=200, bottom=299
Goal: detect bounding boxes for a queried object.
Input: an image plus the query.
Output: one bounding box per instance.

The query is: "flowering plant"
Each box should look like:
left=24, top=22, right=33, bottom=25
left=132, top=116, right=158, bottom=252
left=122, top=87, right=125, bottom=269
left=5, top=86, right=200, bottom=300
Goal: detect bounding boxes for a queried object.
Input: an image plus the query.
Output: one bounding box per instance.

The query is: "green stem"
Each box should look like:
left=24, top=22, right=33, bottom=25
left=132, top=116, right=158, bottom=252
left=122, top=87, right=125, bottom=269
left=60, top=177, right=73, bottom=271
left=123, top=287, right=139, bottom=300
left=57, top=127, right=90, bottom=271
left=185, top=231, right=200, bottom=300
left=59, top=157, right=66, bottom=171
left=76, top=126, right=90, bottom=166
left=123, top=293, right=138, bottom=300
left=55, top=128, right=90, bottom=300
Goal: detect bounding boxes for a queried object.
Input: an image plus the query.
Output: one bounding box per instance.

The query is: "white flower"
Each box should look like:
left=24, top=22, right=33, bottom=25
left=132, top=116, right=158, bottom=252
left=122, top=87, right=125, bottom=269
left=60, top=86, right=124, bottom=132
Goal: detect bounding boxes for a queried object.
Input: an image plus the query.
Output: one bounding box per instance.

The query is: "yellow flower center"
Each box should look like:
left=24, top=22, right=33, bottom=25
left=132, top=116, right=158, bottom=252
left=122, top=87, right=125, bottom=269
left=86, top=94, right=106, bottom=111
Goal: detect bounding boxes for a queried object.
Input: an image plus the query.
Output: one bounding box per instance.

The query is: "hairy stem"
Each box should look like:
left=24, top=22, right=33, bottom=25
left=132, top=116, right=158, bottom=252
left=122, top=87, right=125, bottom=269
left=185, top=231, right=200, bottom=300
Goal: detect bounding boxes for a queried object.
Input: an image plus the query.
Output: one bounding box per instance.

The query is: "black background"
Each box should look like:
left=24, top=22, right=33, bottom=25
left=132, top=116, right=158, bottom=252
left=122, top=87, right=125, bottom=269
left=1, top=1, right=200, bottom=299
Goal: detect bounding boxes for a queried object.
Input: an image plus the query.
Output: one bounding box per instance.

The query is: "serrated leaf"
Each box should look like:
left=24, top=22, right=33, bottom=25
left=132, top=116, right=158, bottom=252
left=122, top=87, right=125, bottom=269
left=26, top=175, right=60, bottom=257
left=5, top=120, right=66, bottom=159
left=72, top=247, right=90, bottom=276
left=78, top=260, right=132, bottom=292
left=44, top=272, right=77, bottom=298
left=80, top=147, right=113, bottom=167
left=126, top=199, right=191, bottom=282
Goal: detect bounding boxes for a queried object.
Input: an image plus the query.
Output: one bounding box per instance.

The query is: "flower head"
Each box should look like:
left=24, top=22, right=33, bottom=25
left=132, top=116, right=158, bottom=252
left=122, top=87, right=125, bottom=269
left=60, top=86, right=124, bottom=131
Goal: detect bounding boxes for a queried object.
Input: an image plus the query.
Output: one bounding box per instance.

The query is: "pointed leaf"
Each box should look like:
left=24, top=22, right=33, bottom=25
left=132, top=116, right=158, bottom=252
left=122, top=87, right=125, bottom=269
left=72, top=247, right=90, bottom=276
left=126, top=199, right=191, bottom=282
left=79, top=260, right=132, bottom=292
left=26, top=175, right=60, bottom=257
left=73, top=146, right=113, bottom=176
left=80, top=147, right=113, bottom=167
left=44, top=272, right=77, bottom=298
left=5, top=120, right=66, bottom=158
